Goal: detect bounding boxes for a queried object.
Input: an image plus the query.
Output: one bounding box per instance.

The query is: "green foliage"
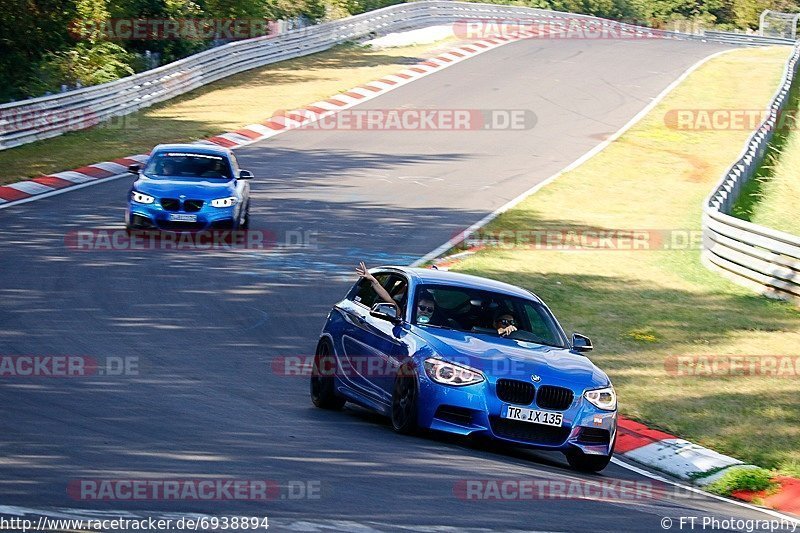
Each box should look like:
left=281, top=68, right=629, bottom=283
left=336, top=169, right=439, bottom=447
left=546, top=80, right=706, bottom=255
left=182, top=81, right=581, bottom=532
left=328, top=0, right=404, bottom=17
left=37, top=42, right=135, bottom=88
left=1, top=0, right=798, bottom=103
left=778, top=459, right=800, bottom=478
left=706, top=467, right=777, bottom=496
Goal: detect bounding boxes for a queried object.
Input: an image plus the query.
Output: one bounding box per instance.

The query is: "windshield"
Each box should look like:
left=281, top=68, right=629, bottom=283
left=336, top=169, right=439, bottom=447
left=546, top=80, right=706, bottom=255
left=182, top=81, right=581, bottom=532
left=412, top=284, right=567, bottom=348
left=144, top=152, right=233, bottom=180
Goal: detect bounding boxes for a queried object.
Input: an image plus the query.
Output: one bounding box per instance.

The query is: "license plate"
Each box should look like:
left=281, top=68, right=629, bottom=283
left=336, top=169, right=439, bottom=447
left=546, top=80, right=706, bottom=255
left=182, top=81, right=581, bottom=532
left=503, top=405, right=563, bottom=427
left=168, top=214, right=197, bottom=222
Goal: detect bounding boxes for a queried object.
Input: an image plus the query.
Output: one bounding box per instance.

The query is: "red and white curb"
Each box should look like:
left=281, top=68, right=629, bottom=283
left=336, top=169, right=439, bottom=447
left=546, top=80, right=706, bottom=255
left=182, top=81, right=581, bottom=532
left=0, top=155, right=149, bottom=209
left=616, top=417, right=800, bottom=514
left=198, top=25, right=557, bottom=147
left=616, top=417, right=747, bottom=483
left=0, top=26, right=556, bottom=211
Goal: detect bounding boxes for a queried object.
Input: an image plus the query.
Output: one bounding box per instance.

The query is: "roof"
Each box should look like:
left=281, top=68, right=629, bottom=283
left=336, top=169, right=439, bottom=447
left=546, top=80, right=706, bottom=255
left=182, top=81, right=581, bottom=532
left=379, top=266, right=540, bottom=301
left=151, top=143, right=232, bottom=157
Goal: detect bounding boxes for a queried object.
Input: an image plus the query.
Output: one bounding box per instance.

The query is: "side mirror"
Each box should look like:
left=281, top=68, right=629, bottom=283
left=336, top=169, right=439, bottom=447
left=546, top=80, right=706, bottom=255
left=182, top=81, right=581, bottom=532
left=239, top=169, right=254, bottom=180
left=572, top=333, right=593, bottom=352
left=370, top=302, right=402, bottom=324
left=128, top=164, right=141, bottom=175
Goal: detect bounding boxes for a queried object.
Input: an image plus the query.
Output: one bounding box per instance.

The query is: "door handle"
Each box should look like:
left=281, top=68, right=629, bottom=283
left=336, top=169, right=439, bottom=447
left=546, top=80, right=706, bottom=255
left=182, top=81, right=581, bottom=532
left=356, top=315, right=367, bottom=324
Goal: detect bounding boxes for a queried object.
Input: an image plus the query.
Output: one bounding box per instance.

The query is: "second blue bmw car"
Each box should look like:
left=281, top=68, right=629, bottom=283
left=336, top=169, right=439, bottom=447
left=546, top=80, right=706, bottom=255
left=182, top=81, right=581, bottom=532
left=311, top=266, right=617, bottom=472
left=125, top=144, right=253, bottom=232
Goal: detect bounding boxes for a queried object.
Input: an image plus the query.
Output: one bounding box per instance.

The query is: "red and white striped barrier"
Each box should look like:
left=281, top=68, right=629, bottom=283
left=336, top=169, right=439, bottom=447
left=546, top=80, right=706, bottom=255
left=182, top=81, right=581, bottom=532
left=0, top=28, right=553, bottom=210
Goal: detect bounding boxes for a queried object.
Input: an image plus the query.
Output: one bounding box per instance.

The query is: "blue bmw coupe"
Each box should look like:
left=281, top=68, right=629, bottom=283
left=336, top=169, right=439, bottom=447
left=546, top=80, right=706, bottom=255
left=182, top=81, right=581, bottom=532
left=311, top=266, right=617, bottom=472
left=125, top=144, right=253, bottom=232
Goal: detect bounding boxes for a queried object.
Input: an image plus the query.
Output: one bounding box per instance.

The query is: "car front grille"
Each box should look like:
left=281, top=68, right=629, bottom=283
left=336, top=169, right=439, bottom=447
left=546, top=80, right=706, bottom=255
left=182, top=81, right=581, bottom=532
left=495, top=379, right=535, bottom=405
left=184, top=199, right=204, bottom=212
left=161, top=198, right=180, bottom=211
left=576, top=427, right=611, bottom=445
left=489, top=416, right=571, bottom=446
left=536, top=385, right=574, bottom=411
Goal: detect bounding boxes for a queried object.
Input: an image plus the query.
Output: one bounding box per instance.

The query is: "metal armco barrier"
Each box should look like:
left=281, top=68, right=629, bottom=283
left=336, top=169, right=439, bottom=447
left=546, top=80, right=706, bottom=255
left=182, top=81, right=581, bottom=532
left=702, top=43, right=800, bottom=304
left=703, top=30, right=796, bottom=46
left=1, top=1, right=792, bottom=151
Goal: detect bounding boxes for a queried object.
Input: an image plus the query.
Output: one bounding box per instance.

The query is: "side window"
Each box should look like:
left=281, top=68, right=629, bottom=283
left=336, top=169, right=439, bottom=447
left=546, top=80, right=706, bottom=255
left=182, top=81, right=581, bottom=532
left=349, top=274, right=389, bottom=309
left=229, top=153, right=240, bottom=172
left=383, top=274, right=408, bottom=311
left=524, top=304, right=561, bottom=345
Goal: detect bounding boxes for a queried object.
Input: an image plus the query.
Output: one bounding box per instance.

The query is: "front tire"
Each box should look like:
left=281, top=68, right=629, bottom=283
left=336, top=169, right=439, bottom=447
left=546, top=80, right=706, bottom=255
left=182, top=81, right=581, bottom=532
left=310, top=339, right=345, bottom=410
left=240, top=201, right=250, bottom=230
left=391, top=365, right=419, bottom=434
left=565, top=447, right=613, bottom=473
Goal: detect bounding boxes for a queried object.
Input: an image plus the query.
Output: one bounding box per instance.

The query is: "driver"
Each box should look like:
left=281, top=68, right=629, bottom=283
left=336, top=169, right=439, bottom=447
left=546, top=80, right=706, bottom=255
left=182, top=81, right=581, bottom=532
left=203, top=159, right=228, bottom=178
left=159, top=159, right=177, bottom=175
left=494, top=312, right=518, bottom=337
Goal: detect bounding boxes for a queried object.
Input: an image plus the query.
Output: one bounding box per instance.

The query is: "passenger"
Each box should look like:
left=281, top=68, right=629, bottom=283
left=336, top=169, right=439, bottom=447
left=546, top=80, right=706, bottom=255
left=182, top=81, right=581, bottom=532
left=356, top=262, right=439, bottom=325
left=356, top=261, right=396, bottom=307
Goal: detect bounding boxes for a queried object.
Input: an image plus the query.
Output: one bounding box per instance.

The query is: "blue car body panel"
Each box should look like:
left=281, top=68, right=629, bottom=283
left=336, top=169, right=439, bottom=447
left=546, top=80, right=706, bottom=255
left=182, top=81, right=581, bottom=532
left=319, top=267, right=617, bottom=457
left=125, top=144, right=250, bottom=231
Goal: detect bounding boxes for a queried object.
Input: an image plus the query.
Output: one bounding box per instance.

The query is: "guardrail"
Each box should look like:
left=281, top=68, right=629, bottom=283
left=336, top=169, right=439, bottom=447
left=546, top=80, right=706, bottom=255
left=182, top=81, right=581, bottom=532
left=0, top=2, right=451, bottom=150
left=703, top=30, right=796, bottom=46
left=3, top=1, right=790, bottom=152
left=702, top=43, right=800, bottom=304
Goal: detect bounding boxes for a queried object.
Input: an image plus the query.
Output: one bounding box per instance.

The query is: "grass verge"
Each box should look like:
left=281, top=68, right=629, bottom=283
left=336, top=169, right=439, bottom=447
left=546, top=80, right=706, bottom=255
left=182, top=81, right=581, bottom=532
left=706, top=467, right=777, bottom=497
left=448, top=45, right=800, bottom=471
left=731, top=66, right=800, bottom=236
left=0, top=39, right=455, bottom=185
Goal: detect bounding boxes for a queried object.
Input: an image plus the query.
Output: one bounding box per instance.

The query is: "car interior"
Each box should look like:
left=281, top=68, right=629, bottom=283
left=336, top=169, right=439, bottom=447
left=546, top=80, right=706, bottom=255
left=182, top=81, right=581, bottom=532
left=147, top=154, right=233, bottom=179
left=413, top=286, right=564, bottom=347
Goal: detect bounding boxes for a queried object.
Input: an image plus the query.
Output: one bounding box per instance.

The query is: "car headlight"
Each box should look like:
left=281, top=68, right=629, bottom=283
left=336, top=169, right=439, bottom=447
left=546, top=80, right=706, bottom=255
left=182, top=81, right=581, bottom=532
left=131, top=191, right=155, bottom=204
left=423, top=358, right=484, bottom=386
left=211, top=196, right=237, bottom=208
left=584, top=386, right=616, bottom=411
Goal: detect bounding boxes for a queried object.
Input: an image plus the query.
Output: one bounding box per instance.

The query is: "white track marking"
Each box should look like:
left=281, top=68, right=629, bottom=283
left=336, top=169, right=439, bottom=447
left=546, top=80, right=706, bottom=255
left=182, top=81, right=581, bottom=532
left=0, top=173, right=130, bottom=210
left=410, top=48, right=738, bottom=267
left=611, top=457, right=800, bottom=523
left=0, top=29, right=530, bottom=211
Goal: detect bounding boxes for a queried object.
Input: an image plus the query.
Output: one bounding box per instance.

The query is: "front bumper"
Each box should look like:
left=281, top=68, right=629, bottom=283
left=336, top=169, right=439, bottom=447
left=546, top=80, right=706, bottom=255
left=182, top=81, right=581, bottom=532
left=126, top=201, right=238, bottom=231
left=418, top=374, right=617, bottom=456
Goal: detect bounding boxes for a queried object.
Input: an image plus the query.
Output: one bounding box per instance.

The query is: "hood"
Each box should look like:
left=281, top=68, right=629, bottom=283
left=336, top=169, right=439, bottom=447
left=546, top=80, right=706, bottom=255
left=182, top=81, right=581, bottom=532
left=133, top=176, right=235, bottom=200
left=412, top=326, right=610, bottom=389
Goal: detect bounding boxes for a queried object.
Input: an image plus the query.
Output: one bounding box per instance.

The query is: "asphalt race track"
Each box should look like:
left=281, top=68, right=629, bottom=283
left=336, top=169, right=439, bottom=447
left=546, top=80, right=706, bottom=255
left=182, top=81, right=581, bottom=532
left=0, top=36, right=786, bottom=531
